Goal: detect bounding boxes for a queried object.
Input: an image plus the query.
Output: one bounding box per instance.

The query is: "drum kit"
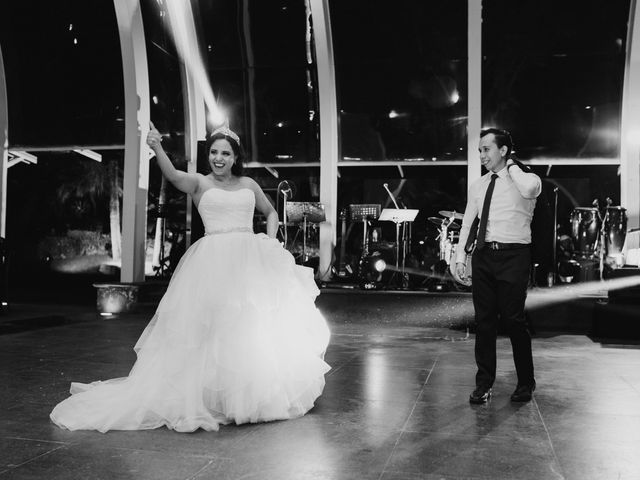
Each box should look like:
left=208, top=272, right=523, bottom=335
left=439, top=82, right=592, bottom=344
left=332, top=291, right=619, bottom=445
left=427, top=210, right=471, bottom=288
left=331, top=204, right=471, bottom=290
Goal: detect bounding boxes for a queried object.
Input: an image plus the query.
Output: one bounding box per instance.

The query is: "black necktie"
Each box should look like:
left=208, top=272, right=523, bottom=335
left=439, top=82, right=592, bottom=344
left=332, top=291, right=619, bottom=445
left=476, top=174, right=498, bottom=250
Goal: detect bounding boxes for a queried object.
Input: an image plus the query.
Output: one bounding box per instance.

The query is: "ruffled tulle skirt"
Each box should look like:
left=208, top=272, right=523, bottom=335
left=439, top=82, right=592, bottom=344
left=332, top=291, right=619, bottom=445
left=50, top=232, right=331, bottom=433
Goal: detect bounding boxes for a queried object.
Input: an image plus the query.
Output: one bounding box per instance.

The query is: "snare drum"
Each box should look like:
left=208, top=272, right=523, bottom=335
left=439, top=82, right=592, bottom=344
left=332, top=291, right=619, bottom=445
left=605, top=206, right=627, bottom=257
left=570, top=207, right=600, bottom=256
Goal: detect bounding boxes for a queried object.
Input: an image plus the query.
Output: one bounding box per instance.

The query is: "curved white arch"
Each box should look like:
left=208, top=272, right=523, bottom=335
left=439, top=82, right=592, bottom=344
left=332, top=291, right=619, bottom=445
left=0, top=43, right=7, bottom=238
left=113, top=0, right=151, bottom=282
left=174, top=1, right=206, bottom=250
left=621, top=0, right=640, bottom=230
left=309, top=0, right=339, bottom=281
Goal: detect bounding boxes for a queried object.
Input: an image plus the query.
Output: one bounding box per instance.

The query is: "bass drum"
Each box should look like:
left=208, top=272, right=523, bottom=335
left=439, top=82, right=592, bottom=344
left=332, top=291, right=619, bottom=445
left=449, top=243, right=472, bottom=287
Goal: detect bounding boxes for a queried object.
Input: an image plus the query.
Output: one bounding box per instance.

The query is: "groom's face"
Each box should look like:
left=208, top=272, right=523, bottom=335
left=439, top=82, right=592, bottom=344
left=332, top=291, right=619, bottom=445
left=479, top=133, right=507, bottom=173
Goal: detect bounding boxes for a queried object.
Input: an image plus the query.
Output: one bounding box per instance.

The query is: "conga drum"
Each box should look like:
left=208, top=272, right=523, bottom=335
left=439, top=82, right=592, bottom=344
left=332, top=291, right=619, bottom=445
left=605, top=206, right=627, bottom=258
left=570, top=207, right=600, bottom=256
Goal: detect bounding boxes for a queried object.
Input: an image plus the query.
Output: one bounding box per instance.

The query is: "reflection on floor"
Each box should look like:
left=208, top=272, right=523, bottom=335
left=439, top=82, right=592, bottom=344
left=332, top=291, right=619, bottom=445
left=1, top=295, right=640, bottom=480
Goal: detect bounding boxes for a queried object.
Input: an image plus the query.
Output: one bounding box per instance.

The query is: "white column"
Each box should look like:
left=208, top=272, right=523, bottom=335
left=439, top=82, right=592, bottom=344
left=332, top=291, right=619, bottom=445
left=467, top=0, right=483, bottom=187
left=0, top=43, right=8, bottom=238
left=621, top=0, right=640, bottom=229
left=114, top=0, right=151, bottom=282
left=309, top=0, right=339, bottom=281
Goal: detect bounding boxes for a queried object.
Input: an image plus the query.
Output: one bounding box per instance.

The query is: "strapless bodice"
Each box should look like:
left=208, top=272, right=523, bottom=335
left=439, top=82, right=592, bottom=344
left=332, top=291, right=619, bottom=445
left=197, top=188, right=255, bottom=235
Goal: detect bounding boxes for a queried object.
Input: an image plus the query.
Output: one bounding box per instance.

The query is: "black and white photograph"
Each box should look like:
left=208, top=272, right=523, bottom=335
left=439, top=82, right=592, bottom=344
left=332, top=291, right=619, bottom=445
left=1, top=0, right=639, bottom=478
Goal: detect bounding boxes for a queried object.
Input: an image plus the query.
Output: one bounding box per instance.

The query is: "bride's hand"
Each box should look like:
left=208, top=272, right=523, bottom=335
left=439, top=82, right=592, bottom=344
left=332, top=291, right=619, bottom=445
left=146, top=121, right=162, bottom=149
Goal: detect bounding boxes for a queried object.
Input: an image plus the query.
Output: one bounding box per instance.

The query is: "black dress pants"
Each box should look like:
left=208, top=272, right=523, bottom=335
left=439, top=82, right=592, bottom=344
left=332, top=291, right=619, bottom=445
left=471, top=246, right=534, bottom=389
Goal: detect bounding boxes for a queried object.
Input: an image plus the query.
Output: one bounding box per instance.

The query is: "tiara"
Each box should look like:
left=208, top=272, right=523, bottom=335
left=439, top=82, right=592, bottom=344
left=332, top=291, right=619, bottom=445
left=211, top=126, right=240, bottom=146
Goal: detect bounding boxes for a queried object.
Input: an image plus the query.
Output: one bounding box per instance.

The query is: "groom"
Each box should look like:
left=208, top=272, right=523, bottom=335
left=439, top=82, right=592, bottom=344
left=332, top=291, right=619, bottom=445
left=455, top=128, right=542, bottom=404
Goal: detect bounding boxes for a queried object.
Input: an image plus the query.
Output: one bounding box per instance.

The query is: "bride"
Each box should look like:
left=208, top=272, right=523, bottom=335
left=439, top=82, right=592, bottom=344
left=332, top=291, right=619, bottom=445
left=50, top=123, right=331, bottom=433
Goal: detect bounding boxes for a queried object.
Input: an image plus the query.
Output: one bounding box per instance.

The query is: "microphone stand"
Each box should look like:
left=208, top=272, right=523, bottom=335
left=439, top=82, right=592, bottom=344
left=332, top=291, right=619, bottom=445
left=383, top=183, right=400, bottom=210
left=278, top=180, right=292, bottom=248
left=383, top=184, right=400, bottom=273
left=383, top=183, right=408, bottom=288
left=551, top=187, right=558, bottom=286
left=282, top=190, right=289, bottom=249
left=597, top=198, right=612, bottom=280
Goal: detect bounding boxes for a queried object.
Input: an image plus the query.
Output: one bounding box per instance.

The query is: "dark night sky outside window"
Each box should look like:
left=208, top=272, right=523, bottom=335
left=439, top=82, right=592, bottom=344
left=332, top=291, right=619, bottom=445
left=141, top=0, right=185, bottom=161
left=197, top=0, right=319, bottom=163
left=329, top=0, right=468, bottom=162
left=1, top=0, right=124, bottom=147
left=482, top=0, right=630, bottom=160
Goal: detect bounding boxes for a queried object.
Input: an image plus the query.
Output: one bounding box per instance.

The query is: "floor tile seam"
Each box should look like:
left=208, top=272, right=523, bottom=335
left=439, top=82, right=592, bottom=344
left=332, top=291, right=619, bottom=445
left=324, top=340, right=364, bottom=349
left=380, top=467, right=497, bottom=480
left=74, top=443, right=226, bottom=460
left=539, top=410, right=640, bottom=420
left=377, top=357, right=439, bottom=480
left=3, top=444, right=66, bottom=470
left=532, top=385, right=640, bottom=394
left=533, top=397, right=566, bottom=480
left=336, top=364, right=441, bottom=371
left=185, top=458, right=217, bottom=480
left=330, top=333, right=368, bottom=337
left=325, top=350, right=368, bottom=376
left=1, top=436, right=68, bottom=445
left=397, top=428, right=547, bottom=440
left=346, top=334, right=471, bottom=342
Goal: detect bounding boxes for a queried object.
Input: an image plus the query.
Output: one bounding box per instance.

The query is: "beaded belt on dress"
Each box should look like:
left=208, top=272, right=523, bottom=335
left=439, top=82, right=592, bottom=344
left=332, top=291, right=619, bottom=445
left=205, top=227, right=253, bottom=236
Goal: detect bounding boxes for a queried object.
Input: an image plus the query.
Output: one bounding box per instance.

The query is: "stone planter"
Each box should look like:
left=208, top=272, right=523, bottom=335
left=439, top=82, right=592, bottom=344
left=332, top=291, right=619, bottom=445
left=93, top=283, right=140, bottom=315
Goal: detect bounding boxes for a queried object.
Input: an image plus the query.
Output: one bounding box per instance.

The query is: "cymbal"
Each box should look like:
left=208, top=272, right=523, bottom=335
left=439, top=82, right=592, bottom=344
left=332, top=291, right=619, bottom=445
left=438, top=210, right=464, bottom=220
left=428, top=217, right=461, bottom=230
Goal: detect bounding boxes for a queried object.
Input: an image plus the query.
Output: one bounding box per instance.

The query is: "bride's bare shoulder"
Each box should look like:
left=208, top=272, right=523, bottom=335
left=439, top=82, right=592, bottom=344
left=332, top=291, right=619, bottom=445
left=238, top=176, right=259, bottom=190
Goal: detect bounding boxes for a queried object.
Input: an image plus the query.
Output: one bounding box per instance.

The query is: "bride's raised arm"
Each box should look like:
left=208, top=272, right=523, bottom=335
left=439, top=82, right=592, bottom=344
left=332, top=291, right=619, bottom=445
left=146, top=122, right=199, bottom=195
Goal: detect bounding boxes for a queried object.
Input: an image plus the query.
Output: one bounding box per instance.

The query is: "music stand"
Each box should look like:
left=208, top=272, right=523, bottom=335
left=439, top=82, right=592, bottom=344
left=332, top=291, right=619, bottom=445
left=285, top=202, right=326, bottom=263
left=379, top=208, right=419, bottom=288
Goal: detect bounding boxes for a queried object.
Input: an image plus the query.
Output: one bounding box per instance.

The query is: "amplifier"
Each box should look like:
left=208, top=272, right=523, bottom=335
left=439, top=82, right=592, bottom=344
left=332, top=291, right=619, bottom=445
left=606, top=267, right=640, bottom=305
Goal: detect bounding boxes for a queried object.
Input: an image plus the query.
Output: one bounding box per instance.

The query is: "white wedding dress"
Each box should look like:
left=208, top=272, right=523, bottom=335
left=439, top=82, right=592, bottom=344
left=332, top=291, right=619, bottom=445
left=50, top=187, right=331, bottom=433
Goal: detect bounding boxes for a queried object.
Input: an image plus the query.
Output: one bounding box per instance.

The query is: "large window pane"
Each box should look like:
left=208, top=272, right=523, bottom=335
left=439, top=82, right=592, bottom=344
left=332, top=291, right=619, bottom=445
left=141, top=0, right=186, bottom=151
left=330, top=0, right=468, bottom=162
left=197, top=0, right=318, bottom=163
left=7, top=151, right=124, bottom=299
left=482, top=0, right=630, bottom=160
left=1, top=0, right=123, bottom=147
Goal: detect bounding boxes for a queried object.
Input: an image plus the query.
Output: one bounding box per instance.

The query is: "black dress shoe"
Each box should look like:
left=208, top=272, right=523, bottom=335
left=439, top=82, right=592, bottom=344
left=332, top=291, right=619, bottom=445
left=510, top=383, right=536, bottom=402
left=469, top=386, right=492, bottom=404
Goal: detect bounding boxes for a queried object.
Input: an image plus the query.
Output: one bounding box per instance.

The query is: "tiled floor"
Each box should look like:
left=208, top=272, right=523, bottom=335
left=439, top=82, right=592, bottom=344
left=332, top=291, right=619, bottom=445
left=1, top=294, right=640, bottom=479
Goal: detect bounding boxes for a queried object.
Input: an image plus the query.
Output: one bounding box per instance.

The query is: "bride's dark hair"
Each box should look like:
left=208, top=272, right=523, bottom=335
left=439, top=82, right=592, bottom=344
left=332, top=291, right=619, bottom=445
left=205, top=132, right=245, bottom=176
